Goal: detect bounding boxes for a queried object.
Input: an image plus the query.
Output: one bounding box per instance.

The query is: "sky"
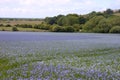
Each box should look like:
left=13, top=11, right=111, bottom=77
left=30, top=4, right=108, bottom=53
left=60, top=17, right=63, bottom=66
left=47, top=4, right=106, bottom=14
left=0, top=0, right=120, bottom=18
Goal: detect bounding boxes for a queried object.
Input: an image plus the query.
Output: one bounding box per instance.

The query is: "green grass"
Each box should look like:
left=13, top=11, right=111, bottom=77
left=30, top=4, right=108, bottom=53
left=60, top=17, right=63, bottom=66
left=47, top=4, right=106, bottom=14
left=0, top=20, right=43, bottom=26
left=0, top=27, right=48, bottom=32
left=113, top=13, right=120, bottom=16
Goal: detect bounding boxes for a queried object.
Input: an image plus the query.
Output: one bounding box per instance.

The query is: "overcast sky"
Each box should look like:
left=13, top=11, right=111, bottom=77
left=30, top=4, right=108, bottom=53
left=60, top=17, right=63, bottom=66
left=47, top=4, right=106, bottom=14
left=0, top=0, right=120, bottom=18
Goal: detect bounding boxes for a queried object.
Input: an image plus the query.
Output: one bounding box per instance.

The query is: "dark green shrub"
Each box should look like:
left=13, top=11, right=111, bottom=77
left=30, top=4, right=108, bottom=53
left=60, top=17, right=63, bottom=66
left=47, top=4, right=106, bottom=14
left=12, top=27, right=18, bottom=31
left=93, top=18, right=112, bottom=33
left=109, top=26, right=120, bottom=33
left=5, top=24, right=11, bottom=27
left=83, top=16, right=105, bottom=32
left=2, top=28, right=5, bottom=31
left=51, top=26, right=63, bottom=32
left=16, top=24, right=32, bottom=28
left=65, top=26, right=75, bottom=32
left=0, top=24, right=4, bottom=27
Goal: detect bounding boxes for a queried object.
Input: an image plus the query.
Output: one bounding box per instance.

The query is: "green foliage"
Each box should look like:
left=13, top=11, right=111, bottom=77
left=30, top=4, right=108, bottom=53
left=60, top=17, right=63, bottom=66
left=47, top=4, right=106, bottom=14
left=65, top=26, right=75, bottom=32
left=45, top=17, right=57, bottom=25
left=0, top=24, right=4, bottom=27
left=50, top=25, right=75, bottom=32
left=57, top=16, right=79, bottom=26
left=44, top=9, right=120, bottom=33
left=109, top=26, right=120, bottom=33
left=83, top=16, right=105, bottom=32
left=79, top=16, right=86, bottom=24
left=108, top=16, right=120, bottom=26
left=1, top=8, right=120, bottom=33
left=51, top=25, right=63, bottom=32
left=15, top=24, right=33, bottom=28
left=2, top=28, right=5, bottom=31
left=87, top=11, right=97, bottom=20
left=57, top=16, right=68, bottom=26
left=66, top=14, right=79, bottom=17
left=73, top=24, right=81, bottom=32
left=93, top=19, right=112, bottom=33
left=67, top=16, right=79, bottom=25
left=34, top=23, right=50, bottom=30
left=5, top=24, right=11, bottom=27
left=12, top=27, right=18, bottom=31
left=104, top=9, right=113, bottom=15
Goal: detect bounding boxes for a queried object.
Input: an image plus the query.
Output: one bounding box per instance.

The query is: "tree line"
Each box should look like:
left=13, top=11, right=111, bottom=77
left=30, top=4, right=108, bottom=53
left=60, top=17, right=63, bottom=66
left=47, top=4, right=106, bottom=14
left=44, top=9, right=120, bottom=33
left=0, top=9, right=120, bottom=33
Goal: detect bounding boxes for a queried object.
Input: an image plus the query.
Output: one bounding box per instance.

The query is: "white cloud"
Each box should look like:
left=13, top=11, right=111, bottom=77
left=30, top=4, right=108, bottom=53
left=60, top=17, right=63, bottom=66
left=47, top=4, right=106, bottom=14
left=19, top=0, right=70, bottom=6
left=0, top=0, right=120, bottom=18
left=0, top=0, right=10, bottom=3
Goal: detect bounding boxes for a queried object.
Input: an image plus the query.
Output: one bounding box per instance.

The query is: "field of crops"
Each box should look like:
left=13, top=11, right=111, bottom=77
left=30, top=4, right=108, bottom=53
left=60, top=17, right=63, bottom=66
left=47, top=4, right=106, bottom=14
left=0, top=32, right=120, bottom=80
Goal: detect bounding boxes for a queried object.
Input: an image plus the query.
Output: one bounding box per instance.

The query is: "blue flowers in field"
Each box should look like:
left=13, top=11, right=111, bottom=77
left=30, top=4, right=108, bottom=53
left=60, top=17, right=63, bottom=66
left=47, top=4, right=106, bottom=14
left=3, top=62, right=120, bottom=80
left=0, top=32, right=120, bottom=79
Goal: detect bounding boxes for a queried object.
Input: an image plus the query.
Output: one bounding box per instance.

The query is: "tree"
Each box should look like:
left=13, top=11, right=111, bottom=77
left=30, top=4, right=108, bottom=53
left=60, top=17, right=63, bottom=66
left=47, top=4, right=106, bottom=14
left=67, top=16, right=79, bottom=25
left=108, top=16, right=120, bottom=26
left=73, top=24, right=81, bottom=32
left=118, top=9, right=120, bottom=13
left=51, top=25, right=63, bottom=32
left=109, top=26, right=120, bottom=33
left=57, top=16, right=79, bottom=26
left=65, top=26, right=75, bottom=32
left=12, top=27, right=18, bottom=31
left=66, top=14, right=79, bottom=17
left=6, top=24, right=11, bottom=27
left=0, top=24, right=4, bottom=27
left=57, top=16, right=68, bottom=26
left=83, top=16, right=105, bottom=32
left=87, top=11, right=97, bottom=20
left=93, top=18, right=112, bottom=33
left=79, top=16, right=86, bottom=24
left=45, top=17, right=57, bottom=25
left=104, top=9, right=113, bottom=15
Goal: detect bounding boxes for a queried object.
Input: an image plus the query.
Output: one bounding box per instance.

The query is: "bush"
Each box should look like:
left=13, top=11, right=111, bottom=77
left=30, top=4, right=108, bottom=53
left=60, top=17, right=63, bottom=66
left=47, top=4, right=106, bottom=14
left=34, top=23, right=50, bottom=30
left=83, top=16, right=105, bottom=32
left=12, top=27, right=18, bottom=31
left=51, top=26, right=63, bottom=32
left=109, top=26, right=120, bottom=33
left=65, top=26, right=75, bottom=32
left=0, top=24, right=4, bottom=27
left=5, top=24, right=11, bottom=27
left=2, top=28, right=5, bottom=31
left=16, top=24, right=32, bottom=28
left=93, top=18, right=112, bottom=33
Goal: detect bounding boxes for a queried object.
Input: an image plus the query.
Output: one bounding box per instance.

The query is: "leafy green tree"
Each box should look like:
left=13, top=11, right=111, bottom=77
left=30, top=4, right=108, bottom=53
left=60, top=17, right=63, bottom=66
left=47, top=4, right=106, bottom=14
left=83, top=16, right=105, bottom=32
left=65, top=26, right=75, bottom=32
left=79, top=16, right=86, bottom=24
left=66, top=14, right=79, bottom=17
left=51, top=25, right=63, bottom=32
left=12, top=27, right=18, bottom=31
left=109, top=26, right=120, bottom=33
left=0, top=24, right=4, bottom=27
left=67, top=16, right=79, bottom=25
left=57, top=16, right=79, bottom=26
left=104, top=9, right=113, bottom=15
left=6, top=24, right=11, bottom=27
left=108, top=16, right=120, bottom=26
left=93, top=19, right=112, bottom=33
left=45, top=17, right=57, bottom=25
left=73, top=24, right=81, bottom=32
left=57, top=16, right=68, bottom=26
left=86, top=11, right=97, bottom=20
